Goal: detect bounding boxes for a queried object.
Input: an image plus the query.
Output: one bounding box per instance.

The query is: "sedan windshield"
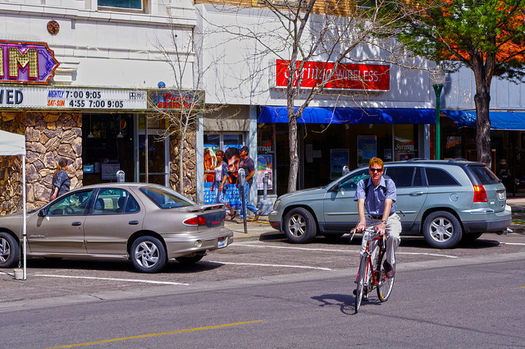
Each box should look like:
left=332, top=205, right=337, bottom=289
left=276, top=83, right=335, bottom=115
left=140, top=186, right=194, bottom=209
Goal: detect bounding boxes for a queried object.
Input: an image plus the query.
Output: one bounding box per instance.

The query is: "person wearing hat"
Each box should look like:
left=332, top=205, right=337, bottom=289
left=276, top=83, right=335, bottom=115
left=238, top=145, right=261, bottom=221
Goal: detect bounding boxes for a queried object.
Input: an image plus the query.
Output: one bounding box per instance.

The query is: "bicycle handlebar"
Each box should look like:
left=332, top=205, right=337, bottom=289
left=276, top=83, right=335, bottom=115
left=349, top=227, right=386, bottom=249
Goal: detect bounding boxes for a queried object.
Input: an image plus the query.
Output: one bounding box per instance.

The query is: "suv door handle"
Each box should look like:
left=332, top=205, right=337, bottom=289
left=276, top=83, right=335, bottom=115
left=129, top=220, right=139, bottom=225
left=72, top=222, right=82, bottom=226
left=409, top=191, right=425, bottom=196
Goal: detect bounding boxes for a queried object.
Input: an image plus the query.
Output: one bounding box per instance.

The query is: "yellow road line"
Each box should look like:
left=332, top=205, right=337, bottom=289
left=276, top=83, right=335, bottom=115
left=44, top=320, right=263, bottom=348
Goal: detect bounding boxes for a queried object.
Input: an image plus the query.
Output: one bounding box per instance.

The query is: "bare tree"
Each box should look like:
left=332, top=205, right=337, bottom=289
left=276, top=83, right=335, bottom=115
left=149, top=12, right=225, bottom=195
left=200, top=0, right=430, bottom=192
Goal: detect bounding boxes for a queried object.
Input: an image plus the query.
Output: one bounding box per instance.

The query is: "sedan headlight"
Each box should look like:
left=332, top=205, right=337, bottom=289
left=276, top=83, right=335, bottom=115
left=273, top=200, right=281, bottom=210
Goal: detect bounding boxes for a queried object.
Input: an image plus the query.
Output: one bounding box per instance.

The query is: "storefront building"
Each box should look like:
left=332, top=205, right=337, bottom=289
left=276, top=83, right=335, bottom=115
left=194, top=3, right=436, bottom=202
left=0, top=1, right=198, bottom=213
left=439, top=69, right=525, bottom=197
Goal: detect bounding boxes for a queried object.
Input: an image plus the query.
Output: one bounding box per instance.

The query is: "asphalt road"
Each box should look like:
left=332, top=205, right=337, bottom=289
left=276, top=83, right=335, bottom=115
left=1, top=250, right=524, bottom=348
left=1, top=231, right=524, bottom=348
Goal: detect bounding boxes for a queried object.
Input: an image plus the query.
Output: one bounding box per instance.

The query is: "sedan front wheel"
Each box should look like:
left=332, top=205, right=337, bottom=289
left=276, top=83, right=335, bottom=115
left=0, top=232, right=19, bottom=268
left=130, top=236, right=167, bottom=273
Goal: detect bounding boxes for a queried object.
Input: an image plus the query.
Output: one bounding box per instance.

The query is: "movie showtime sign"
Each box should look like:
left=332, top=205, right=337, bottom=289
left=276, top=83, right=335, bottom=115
left=0, top=40, right=59, bottom=84
left=275, top=59, right=390, bottom=91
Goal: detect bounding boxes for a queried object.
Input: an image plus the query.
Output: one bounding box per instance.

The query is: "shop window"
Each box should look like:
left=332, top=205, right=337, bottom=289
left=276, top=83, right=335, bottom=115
left=98, top=0, right=146, bottom=12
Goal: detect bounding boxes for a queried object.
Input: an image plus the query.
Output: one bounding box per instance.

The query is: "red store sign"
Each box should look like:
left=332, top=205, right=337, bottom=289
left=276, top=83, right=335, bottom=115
left=275, top=59, right=390, bottom=91
left=0, top=40, right=59, bottom=84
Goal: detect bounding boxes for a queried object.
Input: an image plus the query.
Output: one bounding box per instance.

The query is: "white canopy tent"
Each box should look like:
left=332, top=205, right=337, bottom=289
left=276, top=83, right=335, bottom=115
left=0, top=130, right=27, bottom=280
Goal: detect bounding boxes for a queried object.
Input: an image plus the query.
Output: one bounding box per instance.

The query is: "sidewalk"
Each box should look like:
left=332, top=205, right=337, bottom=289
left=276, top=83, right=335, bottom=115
left=507, top=197, right=525, bottom=234
left=224, top=214, right=276, bottom=241
left=226, top=197, right=525, bottom=241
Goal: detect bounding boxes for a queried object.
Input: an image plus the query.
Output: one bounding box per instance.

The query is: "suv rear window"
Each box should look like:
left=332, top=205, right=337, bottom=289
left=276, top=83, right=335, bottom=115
left=425, top=168, right=460, bottom=186
left=468, top=166, right=501, bottom=185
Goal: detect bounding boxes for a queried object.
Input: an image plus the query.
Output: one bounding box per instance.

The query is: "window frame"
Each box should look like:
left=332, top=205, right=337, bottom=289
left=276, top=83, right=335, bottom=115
left=98, top=0, right=147, bottom=13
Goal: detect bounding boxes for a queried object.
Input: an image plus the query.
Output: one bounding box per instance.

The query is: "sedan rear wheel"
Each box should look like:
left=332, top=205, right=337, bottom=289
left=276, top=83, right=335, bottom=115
left=283, top=207, right=317, bottom=243
left=422, top=211, right=462, bottom=249
left=0, top=232, right=19, bottom=268
left=130, top=236, right=167, bottom=273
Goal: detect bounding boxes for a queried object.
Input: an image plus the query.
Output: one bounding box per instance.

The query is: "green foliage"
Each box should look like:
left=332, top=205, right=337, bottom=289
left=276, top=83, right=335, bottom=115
left=396, top=0, right=525, bottom=81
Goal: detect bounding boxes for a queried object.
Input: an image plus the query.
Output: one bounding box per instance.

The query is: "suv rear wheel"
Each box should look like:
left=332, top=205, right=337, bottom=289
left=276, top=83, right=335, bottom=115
left=422, top=211, right=463, bottom=249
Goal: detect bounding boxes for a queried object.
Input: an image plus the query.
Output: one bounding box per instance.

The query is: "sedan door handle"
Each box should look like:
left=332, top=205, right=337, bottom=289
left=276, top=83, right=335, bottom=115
left=128, top=220, right=139, bottom=225
left=72, top=222, right=82, bottom=226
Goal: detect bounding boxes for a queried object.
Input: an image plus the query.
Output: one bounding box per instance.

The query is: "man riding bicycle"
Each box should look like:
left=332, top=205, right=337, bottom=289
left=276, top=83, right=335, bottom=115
left=354, top=157, right=401, bottom=279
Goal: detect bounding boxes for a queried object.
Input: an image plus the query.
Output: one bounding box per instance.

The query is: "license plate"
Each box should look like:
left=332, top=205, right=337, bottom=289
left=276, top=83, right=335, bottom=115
left=218, top=237, right=227, bottom=248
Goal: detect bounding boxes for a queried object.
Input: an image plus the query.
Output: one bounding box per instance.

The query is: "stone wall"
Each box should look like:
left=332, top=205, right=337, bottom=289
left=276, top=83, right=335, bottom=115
left=169, top=130, right=197, bottom=201
left=0, top=111, right=83, bottom=215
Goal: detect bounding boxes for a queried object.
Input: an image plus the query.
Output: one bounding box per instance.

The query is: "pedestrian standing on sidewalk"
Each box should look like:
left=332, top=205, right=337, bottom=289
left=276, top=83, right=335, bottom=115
left=50, top=157, right=71, bottom=201
left=238, top=146, right=261, bottom=221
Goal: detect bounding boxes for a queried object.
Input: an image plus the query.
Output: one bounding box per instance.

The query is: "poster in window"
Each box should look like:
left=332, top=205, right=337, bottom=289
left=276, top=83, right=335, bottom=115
left=203, top=144, right=242, bottom=210
left=330, top=149, right=349, bottom=180
left=101, top=163, right=120, bottom=181
left=257, top=155, right=273, bottom=190
left=357, top=136, right=377, bottom=167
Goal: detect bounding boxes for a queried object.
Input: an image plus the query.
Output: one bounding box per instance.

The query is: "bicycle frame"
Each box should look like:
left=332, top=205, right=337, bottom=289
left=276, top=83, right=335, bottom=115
left=351, top=227, right=394, bottom=313
left=355, top=229, right=384, bottom=288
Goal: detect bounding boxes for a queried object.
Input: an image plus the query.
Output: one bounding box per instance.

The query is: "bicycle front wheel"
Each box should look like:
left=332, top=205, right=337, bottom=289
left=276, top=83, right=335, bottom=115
left=354, top=254, right=368, bottom=313
left=376, top=248, right=395, bottom=302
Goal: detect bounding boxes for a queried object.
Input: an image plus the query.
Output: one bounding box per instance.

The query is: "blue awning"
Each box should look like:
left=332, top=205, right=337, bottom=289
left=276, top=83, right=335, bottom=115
left=258, top=106, right=435, bottom=124
left=443, top=110, right=525, bottom=130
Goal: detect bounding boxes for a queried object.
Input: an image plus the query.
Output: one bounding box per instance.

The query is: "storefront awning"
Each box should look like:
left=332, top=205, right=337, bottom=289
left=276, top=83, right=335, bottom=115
left=258, top=106, right=435, bottom=124
left=443, top=110, right=525, bottom=130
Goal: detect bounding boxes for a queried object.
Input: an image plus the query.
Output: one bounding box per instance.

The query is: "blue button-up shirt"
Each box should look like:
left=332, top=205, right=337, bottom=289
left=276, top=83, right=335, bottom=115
left=354, top=176, right=396, bottom=216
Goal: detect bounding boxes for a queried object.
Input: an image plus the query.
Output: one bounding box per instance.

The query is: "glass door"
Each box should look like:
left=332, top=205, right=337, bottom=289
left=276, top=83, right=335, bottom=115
left=137, top=116, right=169, bottom=186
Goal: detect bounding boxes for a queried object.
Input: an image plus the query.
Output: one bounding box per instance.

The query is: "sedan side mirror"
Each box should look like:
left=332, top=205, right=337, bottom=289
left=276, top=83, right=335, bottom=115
left=38, top=208, right=48, bottom=217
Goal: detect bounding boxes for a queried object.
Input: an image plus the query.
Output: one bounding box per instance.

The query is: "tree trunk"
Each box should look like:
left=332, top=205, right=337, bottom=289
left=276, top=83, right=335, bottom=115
left=288, top=113, right=299, bottom=193
left=472, top=57, right=493, bottom=167
left=474, top=90, right=492, bottom=166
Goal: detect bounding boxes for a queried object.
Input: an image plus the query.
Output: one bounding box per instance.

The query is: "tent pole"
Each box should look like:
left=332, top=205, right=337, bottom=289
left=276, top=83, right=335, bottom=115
left=22, top=155, right=27, bottom=280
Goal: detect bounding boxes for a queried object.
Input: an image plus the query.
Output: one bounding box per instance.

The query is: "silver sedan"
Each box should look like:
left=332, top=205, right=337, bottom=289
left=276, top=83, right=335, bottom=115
left=0, top=183, right=233, bottom=272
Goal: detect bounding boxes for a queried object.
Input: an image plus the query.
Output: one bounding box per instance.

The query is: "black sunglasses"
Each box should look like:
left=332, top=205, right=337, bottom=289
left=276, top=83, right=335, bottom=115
left=369, top=168, right=383, bottom=172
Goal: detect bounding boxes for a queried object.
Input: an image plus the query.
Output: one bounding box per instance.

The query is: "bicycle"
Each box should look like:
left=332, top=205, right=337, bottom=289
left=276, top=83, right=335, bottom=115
left=350, top=227, right=395, bottom=313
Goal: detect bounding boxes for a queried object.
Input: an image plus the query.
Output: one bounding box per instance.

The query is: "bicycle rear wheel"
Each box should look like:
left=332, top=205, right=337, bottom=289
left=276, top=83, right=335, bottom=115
left=376, top=248, right=395, bottom=302
left=354, top=254, right=368, bottom=313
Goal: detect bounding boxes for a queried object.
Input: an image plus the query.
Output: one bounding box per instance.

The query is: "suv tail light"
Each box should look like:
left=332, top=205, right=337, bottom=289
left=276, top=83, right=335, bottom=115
left=473, top=185, right=488, bottom=202
left=183, top=216, right=207, bottom=226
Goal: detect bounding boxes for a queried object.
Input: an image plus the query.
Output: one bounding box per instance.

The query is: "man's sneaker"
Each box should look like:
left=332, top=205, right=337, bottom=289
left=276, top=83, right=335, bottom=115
left=253, top=209, right=261, bottom=221
left=384, top=261, right=395, bottom=278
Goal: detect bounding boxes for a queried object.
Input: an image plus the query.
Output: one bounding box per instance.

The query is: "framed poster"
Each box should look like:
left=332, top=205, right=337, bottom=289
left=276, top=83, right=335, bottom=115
left=330, top=149, right=349, bottom=180
left=357, top=135, right=377, bottom=167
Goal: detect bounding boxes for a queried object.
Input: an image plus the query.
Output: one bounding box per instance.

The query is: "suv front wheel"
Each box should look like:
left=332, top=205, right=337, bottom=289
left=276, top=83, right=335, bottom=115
left=422, top=211, right=463, bottom=249
left=283, top=207, right=317, bottom=243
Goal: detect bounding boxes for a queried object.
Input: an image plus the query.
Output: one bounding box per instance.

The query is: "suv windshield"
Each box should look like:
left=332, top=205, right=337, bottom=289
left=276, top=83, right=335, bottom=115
left=140, top=186, right=194, bottom=209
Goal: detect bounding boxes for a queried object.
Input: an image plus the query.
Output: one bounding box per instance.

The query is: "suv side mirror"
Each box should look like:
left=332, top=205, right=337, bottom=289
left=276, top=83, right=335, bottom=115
left=328, top=183, right=340, bottom=192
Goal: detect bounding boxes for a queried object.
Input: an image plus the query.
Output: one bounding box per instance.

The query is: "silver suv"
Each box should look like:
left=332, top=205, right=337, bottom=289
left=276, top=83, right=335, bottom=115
left=269, top=160, right=511, bottom=248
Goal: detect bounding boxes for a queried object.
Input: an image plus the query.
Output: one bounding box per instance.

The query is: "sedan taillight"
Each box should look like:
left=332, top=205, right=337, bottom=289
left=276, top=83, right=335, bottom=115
left=183, top=216, right=207, bottom=226
left=473, top=185, right=488, bottom=202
